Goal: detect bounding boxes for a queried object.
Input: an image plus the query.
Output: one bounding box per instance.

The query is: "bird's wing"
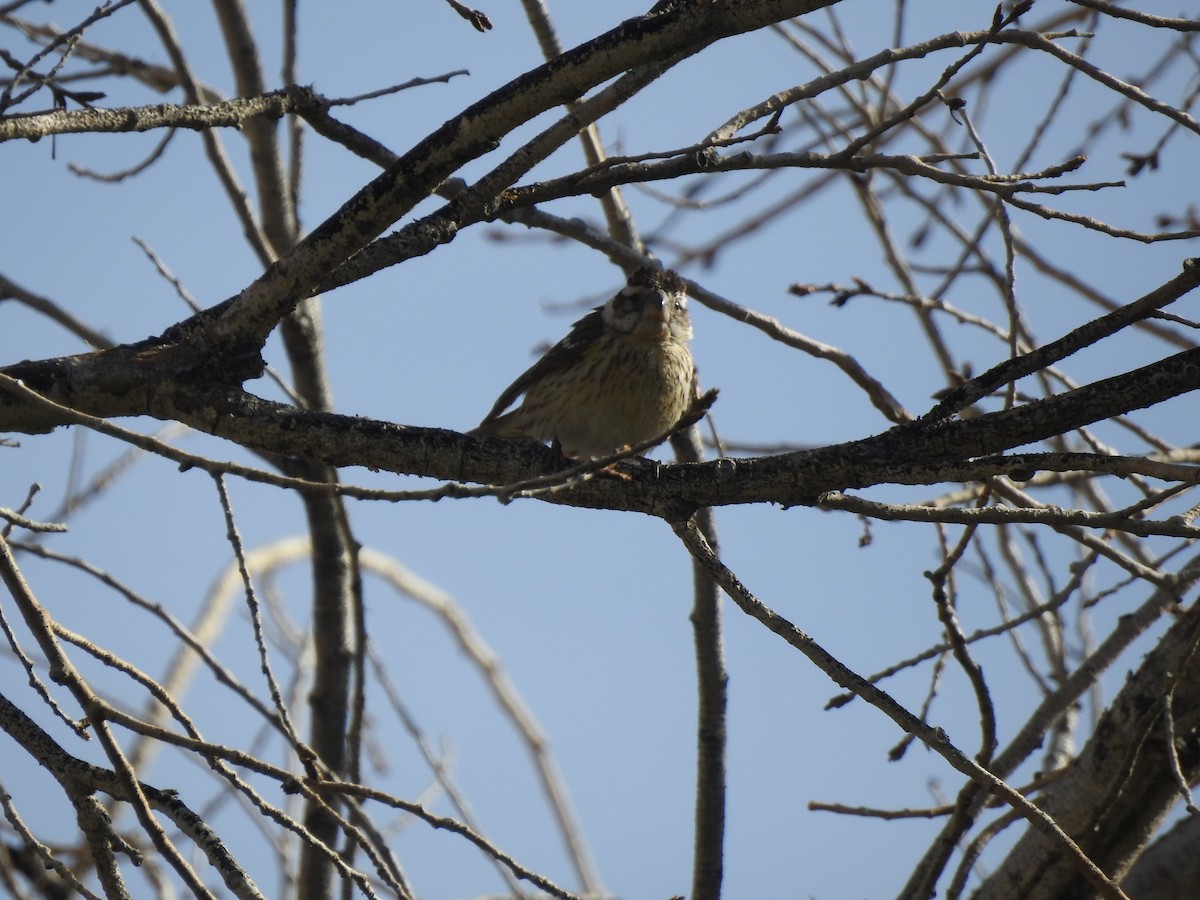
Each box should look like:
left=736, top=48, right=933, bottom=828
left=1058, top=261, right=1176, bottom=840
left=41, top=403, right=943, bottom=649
left=476, top=306, right=605, bottom=425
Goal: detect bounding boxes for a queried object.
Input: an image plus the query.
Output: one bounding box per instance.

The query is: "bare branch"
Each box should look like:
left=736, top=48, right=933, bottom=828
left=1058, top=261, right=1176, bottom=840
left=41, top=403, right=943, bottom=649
left=671, top=517, right=1130, bottom=900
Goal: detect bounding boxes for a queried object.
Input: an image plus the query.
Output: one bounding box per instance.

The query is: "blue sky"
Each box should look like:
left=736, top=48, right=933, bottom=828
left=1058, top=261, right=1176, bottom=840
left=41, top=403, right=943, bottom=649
left=3, top=1, right=1199, bottom=897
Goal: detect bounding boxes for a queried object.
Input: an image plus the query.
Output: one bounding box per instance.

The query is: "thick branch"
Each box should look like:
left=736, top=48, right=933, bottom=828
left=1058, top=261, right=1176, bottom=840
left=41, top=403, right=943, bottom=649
left=197, top=0, right=836, bottom=350
left=0, top=90, right=293, bottom=142
left=2, top=333, right=1198, bottom=517
left=671, top=519, right=1129, bottom=900
left=973, top=598, right=1200, bottom=900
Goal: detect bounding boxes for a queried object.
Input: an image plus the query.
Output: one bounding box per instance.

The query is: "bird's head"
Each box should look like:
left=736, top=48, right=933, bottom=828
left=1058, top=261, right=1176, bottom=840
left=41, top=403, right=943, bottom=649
left=602, top=267, right=693, bottom=343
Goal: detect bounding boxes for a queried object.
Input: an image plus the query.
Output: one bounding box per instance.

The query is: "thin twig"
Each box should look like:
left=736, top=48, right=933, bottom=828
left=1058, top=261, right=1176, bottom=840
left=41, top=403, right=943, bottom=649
left=670, top=518, right=1129, bottom=900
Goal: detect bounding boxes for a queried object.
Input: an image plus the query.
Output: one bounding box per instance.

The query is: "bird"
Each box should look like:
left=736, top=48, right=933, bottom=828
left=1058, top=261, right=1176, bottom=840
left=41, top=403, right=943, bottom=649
left=470, top=266, right=699, bottom=459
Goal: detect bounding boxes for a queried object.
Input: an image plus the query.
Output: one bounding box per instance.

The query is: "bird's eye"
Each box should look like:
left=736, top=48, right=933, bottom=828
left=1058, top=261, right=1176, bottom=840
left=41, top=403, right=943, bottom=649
left=613, top=292, right=639, bottom=315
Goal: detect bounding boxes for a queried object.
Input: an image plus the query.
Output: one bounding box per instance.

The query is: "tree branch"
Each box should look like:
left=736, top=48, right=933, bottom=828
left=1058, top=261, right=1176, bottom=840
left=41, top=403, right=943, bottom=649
left=670, top=518, right=1130, bottom=900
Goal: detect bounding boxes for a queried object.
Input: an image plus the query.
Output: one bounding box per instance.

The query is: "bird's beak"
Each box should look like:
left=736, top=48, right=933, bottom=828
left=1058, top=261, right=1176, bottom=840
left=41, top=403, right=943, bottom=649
left=644, top=292, right=669, bottom=322
left=637, top=292, right=672, bottom=339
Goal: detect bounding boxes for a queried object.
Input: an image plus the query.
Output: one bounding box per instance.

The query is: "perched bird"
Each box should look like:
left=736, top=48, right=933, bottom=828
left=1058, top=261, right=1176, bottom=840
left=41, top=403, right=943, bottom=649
left=470, top=266, right=698, bottom=459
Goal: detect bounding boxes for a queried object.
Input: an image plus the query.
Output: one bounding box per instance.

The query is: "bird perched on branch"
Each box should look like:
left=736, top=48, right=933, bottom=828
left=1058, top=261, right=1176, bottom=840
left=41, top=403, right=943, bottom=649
left=470, top=266, right=700, bottom=459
